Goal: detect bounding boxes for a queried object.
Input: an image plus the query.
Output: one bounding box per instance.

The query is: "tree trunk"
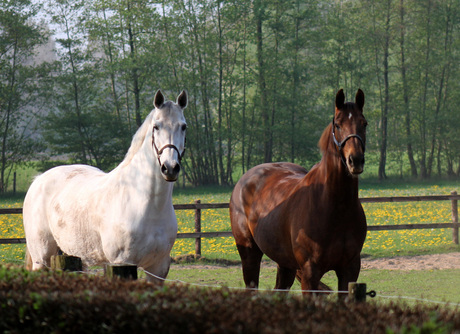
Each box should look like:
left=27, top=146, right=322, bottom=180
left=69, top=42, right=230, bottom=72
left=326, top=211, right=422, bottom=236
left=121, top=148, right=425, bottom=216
left=419, top=0, right=432, bottom=179
left=427, top=0, right=452, bottom=176
left=399, top=0, right=417, bottom=177
left=290, top=0, right=301, bottom=163
left=378, top=0, right=391, bottom=180
left=102, top=8, right=121, bottom=121
left=64, top=17, right=88, bottom=164
left=241, top=9, right=248, bottom=174
left=254, top=0, right=271, bottom=163
left=0, top=35, right=18, bottom=192
left=216, top=1, right=225, bottom=185
left=127, top=6, right=141, bottom=128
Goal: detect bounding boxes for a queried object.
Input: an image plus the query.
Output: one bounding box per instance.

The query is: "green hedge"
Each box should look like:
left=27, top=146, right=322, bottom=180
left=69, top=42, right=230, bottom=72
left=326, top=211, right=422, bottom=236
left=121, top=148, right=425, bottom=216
left=0, top=265, right=458, bottom=333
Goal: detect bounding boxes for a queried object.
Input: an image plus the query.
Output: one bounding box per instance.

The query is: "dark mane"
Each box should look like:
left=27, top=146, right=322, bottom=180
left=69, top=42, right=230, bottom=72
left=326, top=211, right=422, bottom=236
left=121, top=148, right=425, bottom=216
left=318, top=122, right=333, bottom=155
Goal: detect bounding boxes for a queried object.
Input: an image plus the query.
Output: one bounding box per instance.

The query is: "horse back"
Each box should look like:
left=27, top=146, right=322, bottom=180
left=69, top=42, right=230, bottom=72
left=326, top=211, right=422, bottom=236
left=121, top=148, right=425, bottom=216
left=230, top=163, right=308, bottom=220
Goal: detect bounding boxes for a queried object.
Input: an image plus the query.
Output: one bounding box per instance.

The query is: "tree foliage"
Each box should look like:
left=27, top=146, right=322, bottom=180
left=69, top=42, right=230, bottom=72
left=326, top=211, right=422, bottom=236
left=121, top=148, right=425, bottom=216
left=0, top=0, right=48, bottom=192
left=2, top=0, right=459, bottom=187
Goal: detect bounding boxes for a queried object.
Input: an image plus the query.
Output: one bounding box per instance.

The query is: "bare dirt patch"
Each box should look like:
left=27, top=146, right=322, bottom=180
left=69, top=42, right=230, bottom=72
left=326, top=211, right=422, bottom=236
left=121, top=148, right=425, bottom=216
left=172, top=253, right=460, bottom=271
left=361, top=252, right=460, bottom=271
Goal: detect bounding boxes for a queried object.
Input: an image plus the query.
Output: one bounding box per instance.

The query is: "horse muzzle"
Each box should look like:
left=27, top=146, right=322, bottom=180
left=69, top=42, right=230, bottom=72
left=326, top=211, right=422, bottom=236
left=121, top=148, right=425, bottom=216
left=154, top=143, right=184, bottom=182
left=161, top=160, right=181, bottom=182
left=346, top=153, right=365, bottom=176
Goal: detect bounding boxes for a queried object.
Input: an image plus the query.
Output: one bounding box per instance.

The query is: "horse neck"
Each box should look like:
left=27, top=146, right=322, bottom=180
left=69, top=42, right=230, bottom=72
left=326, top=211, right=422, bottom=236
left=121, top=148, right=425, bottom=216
left=113, top=135, right=174, bottom=209
left=315, top=144, right=360, bottom=201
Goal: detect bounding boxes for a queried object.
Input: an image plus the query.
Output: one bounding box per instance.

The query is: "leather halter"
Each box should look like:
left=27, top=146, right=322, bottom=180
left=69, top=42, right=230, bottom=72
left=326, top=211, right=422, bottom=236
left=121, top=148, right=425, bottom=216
left=332, top=117, right=365, bottom=166
left=152, top=128, right=186, bottom=167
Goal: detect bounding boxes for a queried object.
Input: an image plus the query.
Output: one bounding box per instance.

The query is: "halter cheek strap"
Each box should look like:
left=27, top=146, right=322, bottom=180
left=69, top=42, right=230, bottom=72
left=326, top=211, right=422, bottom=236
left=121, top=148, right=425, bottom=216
left=332, top=118, right=365, bottom=166
left=152, top=130, right=186, bottom=166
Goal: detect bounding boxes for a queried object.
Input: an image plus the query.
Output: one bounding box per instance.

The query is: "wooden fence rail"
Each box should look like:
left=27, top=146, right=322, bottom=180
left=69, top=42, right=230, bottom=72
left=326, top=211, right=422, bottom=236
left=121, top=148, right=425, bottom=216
left=1, top=192, right=459, bottom=256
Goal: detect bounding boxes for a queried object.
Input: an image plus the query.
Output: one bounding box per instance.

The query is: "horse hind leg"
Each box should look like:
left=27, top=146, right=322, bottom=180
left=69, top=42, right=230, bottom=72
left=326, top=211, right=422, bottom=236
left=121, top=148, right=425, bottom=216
left=24, top=246, right=56, bottom=271
left=236, top=243, right=263, bottom=289
left=26, top=238, right=59, bottom=270
left=24, top=247, right=33, bottom=270
left=274, top=265, right=296, bottom=290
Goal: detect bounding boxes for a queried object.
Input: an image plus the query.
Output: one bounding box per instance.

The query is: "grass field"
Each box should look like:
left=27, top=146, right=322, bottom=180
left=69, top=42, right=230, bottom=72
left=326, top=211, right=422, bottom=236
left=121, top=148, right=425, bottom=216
left=166, top=264, right=460, bottom=305
left=1, top=180, right=459, bottom=263
left=1, top=178, right=459, bottom=306
left=170, top=180, right=460, bottom=260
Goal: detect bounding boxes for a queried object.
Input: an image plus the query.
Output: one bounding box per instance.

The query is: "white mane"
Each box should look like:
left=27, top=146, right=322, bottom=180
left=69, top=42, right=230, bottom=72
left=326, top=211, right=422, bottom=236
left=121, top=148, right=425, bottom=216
left=119, top=112, right=154, bottom=168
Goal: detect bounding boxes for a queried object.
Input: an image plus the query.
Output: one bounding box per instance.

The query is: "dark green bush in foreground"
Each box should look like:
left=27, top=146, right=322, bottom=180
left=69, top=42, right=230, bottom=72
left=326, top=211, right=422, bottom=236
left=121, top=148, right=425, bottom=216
left=0, top=265, right=458, bottom=333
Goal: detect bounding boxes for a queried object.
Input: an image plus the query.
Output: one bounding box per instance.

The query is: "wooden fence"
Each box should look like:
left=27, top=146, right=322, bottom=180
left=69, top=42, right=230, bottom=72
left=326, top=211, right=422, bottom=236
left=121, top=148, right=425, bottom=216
left=1, top=192, right=458, bottom=256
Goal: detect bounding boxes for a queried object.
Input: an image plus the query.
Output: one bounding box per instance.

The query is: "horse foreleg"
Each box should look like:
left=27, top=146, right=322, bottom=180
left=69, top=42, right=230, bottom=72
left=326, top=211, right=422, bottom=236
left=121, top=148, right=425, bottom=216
left=24, top=247, right=33, bottom=270
left=236, top=244, right=263, bottom=289
left=274, top=265, right=296, bottom=290
left=336, top=256, right=361, bottom=298
left=143, top=256, right=171, bottom=285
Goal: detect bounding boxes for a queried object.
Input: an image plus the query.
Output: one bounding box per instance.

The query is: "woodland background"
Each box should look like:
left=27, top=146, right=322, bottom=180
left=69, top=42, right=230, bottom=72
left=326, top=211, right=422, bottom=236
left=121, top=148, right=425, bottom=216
left=0, top=0, right=459, bottom=189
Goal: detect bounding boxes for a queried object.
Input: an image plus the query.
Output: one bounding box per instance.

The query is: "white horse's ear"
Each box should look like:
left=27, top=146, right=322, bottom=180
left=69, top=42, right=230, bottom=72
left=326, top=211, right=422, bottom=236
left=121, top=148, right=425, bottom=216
left=154, top=90, right=164, bottom=109
left=177, top=90, right=187, bottom=109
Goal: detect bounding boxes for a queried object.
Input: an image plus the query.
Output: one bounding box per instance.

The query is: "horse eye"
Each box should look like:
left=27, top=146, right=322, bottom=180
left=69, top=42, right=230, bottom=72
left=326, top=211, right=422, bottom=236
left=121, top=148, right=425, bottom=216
left=153, top=125, right=159, bottom=131
left=181, top=124, right=187, bottom=131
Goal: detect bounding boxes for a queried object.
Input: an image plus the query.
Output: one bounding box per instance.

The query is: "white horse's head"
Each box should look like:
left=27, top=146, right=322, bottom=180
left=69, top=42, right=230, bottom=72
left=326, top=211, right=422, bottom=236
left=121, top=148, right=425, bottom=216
left=152, top=90, right=187, bottom=182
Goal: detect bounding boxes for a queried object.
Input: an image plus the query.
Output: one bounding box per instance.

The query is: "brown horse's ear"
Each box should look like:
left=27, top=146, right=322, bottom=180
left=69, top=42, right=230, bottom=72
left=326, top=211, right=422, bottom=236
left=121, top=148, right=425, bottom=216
left=154, top=90, right=165, bottom=109
left=355, top=89, right=365, bottom=111
left=335, top=89, right=345, bottom=111
left=177, top=90, right=188, bottom=109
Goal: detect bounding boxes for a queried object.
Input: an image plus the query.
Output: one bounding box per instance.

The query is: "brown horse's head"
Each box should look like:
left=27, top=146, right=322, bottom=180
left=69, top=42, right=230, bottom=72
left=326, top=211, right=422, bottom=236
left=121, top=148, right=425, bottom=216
left=332, top=89, right=367, bottom=176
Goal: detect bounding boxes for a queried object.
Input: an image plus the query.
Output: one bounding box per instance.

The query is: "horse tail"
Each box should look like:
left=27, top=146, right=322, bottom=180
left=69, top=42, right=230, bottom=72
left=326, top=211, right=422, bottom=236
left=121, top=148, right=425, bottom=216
left=24, top=246, right=33, bottom=270
left=317, top=281, right=332, bottom=291
left=295, top=270, right=332, bottom=292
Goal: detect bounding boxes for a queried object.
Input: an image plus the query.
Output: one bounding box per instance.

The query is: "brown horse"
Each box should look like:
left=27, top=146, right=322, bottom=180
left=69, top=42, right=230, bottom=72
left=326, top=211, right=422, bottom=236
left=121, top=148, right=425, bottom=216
left=230, top=89, right=367, bottom=293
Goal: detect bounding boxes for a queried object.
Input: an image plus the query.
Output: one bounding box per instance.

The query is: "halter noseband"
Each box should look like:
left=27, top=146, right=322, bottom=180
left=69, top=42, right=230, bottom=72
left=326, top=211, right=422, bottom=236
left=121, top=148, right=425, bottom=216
left=332, top=117, right=365, bottom=166
left=152, top=129, right=186, bottom=166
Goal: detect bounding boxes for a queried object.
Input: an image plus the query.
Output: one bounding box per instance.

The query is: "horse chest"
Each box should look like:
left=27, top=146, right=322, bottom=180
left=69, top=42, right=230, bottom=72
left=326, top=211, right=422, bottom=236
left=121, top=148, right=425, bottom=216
left=103, top=212, right=178, bottom=265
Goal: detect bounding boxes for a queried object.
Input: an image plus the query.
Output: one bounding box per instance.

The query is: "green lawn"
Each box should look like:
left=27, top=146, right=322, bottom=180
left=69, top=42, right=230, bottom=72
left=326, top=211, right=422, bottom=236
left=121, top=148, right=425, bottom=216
left=1, top=180, right=459, bottom=263
left=1, top=179, right=459, bottom=307
left=167, top=264, right=460, bottom=306
left=170, top=181, right=460, bottom=260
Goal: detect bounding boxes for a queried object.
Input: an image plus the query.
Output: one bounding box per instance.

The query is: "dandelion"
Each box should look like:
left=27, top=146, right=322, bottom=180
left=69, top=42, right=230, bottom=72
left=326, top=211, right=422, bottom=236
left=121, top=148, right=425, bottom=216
left=1, top=185, right=457, bottom=262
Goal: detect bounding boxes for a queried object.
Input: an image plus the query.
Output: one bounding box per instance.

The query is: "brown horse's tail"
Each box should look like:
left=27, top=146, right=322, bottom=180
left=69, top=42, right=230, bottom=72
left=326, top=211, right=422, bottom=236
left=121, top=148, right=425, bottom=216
left=317, top=281, right=332, bottom=291
left=295, top=271, right=332, bottom=292
left=24, top=246, right=33, bottom=270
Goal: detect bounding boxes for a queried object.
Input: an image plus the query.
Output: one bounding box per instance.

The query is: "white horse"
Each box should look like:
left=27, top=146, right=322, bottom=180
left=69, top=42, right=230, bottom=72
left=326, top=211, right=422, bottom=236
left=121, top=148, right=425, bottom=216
left=23, top=90, right=187, bottom=282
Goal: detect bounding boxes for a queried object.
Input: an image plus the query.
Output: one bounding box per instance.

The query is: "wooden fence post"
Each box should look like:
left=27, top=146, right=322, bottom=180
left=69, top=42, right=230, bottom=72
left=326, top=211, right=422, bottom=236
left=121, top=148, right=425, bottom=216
left=104, top=264, right=138, bottom=280
left=348, top=282, right=367, bottom=302
left=50, top=255, right=82, bottom=272
left=195, top=199, right=201, bottom=257
left=452, top=191, right=458, bottom=245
